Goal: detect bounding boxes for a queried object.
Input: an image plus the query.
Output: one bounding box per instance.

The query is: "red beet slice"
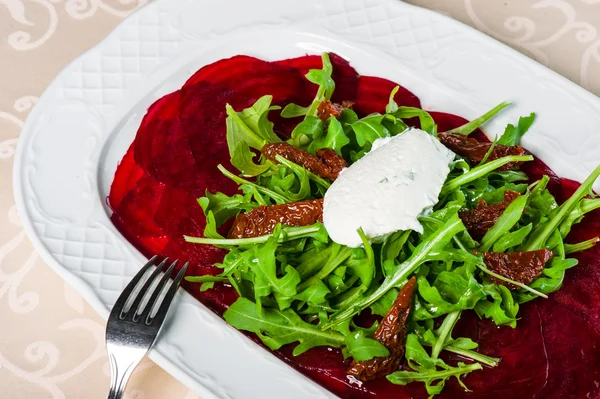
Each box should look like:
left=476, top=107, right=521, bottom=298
left=109, top=53, right=600, bottom=399
left=353, top=76, right=421, bottom=116
left=108, top=144, right=145, bottom=210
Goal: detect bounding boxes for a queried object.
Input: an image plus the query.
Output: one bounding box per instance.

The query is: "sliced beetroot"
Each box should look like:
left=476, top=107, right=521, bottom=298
left=112, top=175, right=167, bottom=239
left=109, top=53, right=600, bottom=399
left=133, top=91, right=210, bottom=196
left=275, top=53, right=359, bottom=104
left=353, top=76, right=421, bottom=116
left=108, top=144, right=145, bottom=210
left=182, top=55, right=308, bottom=106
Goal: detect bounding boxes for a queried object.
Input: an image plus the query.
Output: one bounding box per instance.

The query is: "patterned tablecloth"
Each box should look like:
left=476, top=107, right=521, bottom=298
left=0, top=1, right=598, bottom=398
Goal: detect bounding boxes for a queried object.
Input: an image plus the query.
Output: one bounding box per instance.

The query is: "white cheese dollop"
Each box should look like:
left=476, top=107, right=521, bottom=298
left=323, top=128, right=455, bottom=248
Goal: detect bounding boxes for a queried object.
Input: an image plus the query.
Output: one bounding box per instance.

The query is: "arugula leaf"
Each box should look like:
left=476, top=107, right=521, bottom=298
left=497, top=113, right=536, bottom=146
left=475, top=283, right=519, bottom=327
left=274, top=155, right=331, bottom=190
left=386, top=86, right=400, bottom=114
left=201, top=211, right=225, bottom=240
left=415, top=325, right=499, bottom=367
left=298, top=244, right=352, bottom=291
left=523, top=164, right=600, bottom=251
left=445, top=101, right=511, bottom=136
left=478, top=183, right=528, bottom=204
left=294, top=280, right=331, bottom=305
left=281, top=103, right=309, bottom=118
left=369, top=289, right=399, bottom=317
left=223, top=297, right=345, bottom=355
left=380, top=230, right=412, bottom=277
left=225, top=95, right=281, bottom=158
left=322, top=214, right=466, bottom=329
left=345, top=331, right=390, bottom=362
left=308, top=117, right=350, bottom=155
left=197, top=190, right=257, bottom=227
left=387, top=334, right=482, bottom=398
left=414, top=272, right=484, bottom=320
left=492, top=223, right=533, bottom=252
left=184, top=223, right=327, bottom=247
left=289, top=116, right=324, bottom=149
left=239, top=95, right=280, bottom=140
left=441, top=155, right=534, bottom=196
left=218, top=164, right=290, bottom=204
left=226, top=104, right=265, bottom=154
left=264, top=160, right=311, bottom=202
left=479, top=194, right=528, bottom=251
left=559, top=198, right=600, bottom=237
left=305, top=53, right=335, bottom=117
left=390, top=107, right=436, bottom=136
left=231, top=141, right=272, bottom=176
left=351, top=114, right=390, bottom=147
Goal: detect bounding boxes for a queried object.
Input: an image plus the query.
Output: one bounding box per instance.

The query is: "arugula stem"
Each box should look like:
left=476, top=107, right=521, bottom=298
left=564, top=237, right=600, bottom=254
left=184, top=224, right=322, bottom=246
left=442, top=346, right=500, bottom=367
left=523, top=164, right=600, bottom=251
left=477, top=264, right=548, bottom=298
left=445, top=101, right=512, bottom=136
left=421, top=342, right=500, bottom=367
left=477, top=139, right=497, bottom=166
left=432, top=311, right=461, bottom=359
left=441, top=155, right=533, bottom=196
left=217, top=164, right=290, bottom=204
left=185, top=276, right=228, bottom=283
left=305, top=53, right=333, bottom=117
left=274, top=155, right=331, bottom=189
left=387, top=363, right=483, bottom=384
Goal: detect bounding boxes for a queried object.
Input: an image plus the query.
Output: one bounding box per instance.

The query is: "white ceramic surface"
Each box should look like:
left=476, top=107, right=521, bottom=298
left=12, top=0, right=600, bottom=398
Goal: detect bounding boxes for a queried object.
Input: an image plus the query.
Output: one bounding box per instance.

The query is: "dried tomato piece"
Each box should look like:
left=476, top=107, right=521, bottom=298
left=316, top=100, right=354, bottom=121
left=261, top=142, right=347, bottom=180
left=317, top=100, right=345, bottom=121
left=438, top=132, right=526, bottom=170
left=483, top=249, right=553, bottom=289
left=228, top=198, right=324, bottom=239
left=459, top=190, right=521, bottom=241
left=348, top=277, right=416, bottom=381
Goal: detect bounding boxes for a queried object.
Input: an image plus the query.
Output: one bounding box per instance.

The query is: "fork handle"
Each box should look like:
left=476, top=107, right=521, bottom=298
left=107, top=352, right=142, bottom=399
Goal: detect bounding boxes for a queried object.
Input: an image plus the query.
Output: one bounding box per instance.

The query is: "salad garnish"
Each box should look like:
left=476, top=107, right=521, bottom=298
left=182, top=53, right=600, bottom=397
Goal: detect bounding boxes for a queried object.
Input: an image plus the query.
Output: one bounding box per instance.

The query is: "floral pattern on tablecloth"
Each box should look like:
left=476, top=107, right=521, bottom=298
left=0, top=0, right=598, bottom=398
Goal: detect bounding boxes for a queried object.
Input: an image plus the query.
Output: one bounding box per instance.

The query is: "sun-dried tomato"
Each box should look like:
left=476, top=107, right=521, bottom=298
left=438, top=132, right=526, bottom=170
left=261, top=142, right=346, bottom=180
left=348, top=277, right=416, bottom=381
left=459, top=190, right=521, bottom=241
left=316, top=100, right=354, bottom=121
left=483, top=249, right=553, bottom=289
left=228, top=198, right=323, bottom=239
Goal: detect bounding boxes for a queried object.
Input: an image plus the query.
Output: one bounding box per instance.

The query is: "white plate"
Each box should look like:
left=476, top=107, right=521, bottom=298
left=13, top=0, right=600, bottom=398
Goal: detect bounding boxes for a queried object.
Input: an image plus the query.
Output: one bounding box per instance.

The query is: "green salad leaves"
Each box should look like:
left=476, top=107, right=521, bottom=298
left=184, top=53, right=600, bottom=397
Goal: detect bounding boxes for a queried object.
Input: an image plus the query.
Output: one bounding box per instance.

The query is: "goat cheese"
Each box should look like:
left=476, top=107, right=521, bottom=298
left=323, top=128, right=455, bottom=248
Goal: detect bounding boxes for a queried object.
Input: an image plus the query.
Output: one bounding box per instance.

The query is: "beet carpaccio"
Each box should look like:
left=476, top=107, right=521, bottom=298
left=108, top=53, right=600, bottom=398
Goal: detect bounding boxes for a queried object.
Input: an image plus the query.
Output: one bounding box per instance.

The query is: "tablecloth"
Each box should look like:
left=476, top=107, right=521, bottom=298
left=1, top=1, right=598, bottom=398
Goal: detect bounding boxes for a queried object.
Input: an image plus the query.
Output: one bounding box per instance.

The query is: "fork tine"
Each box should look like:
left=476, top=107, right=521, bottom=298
left=132, top=259, right=179, bottom=323
left=145, top=262, right=189, bottom=326
left=110, top=255, right=158, bottom=317
left=121, top=258, right=169, bottom=320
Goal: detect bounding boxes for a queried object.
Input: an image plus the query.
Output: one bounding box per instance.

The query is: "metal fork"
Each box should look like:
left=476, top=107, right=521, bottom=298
left=105, top=256, right=189, bottom=399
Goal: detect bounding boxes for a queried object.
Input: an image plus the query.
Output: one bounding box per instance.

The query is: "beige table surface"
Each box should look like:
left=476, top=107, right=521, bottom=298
left=1, top=1, right=598, bottom=398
